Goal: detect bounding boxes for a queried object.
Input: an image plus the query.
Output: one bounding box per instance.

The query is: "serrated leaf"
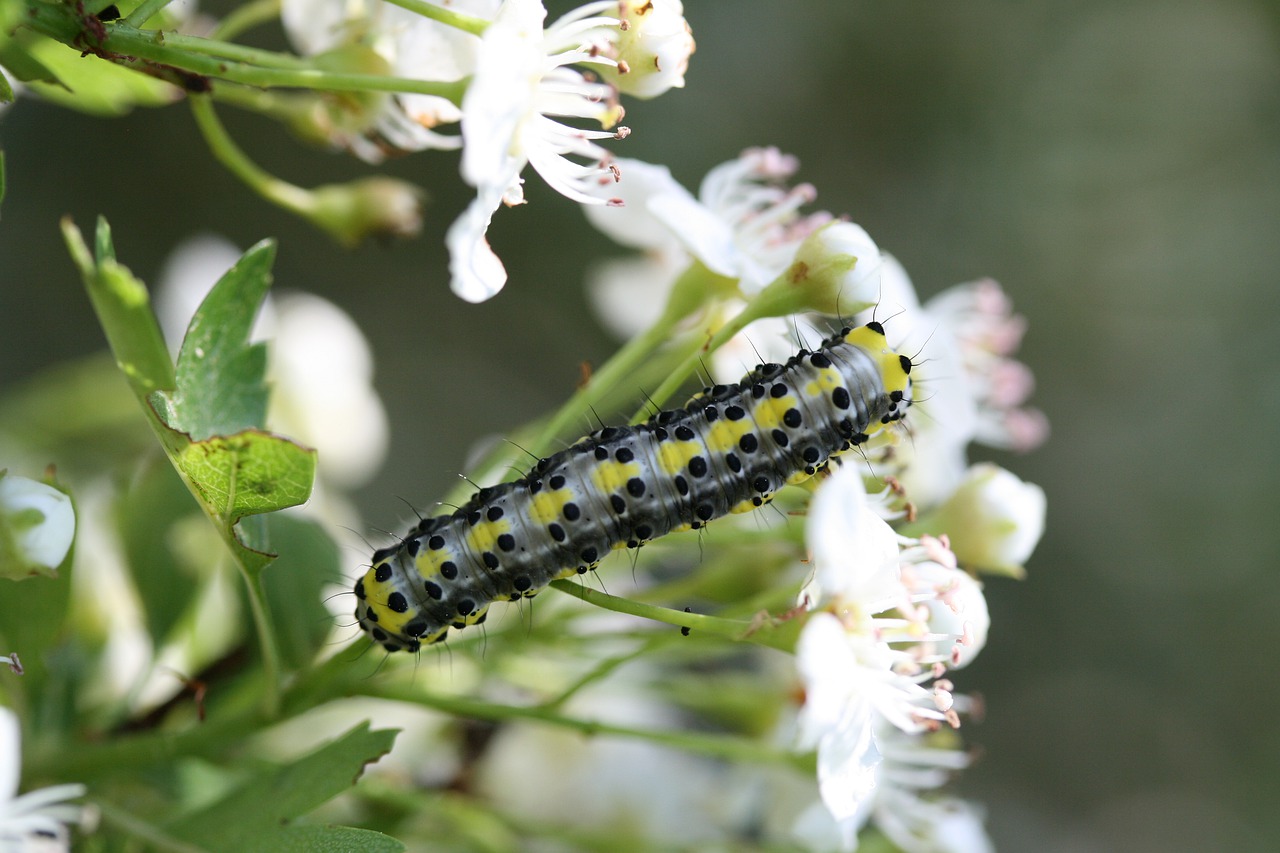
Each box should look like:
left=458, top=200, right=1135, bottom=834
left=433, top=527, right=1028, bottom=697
left=152, top=240, right=276, bottom=440
left=167, top=722, right=399, bottom=852
left=64, top=218, right=175, bottom=398
left=171, top=430, right=316, bottom=574
left=67, top=219, right=315, bottom=577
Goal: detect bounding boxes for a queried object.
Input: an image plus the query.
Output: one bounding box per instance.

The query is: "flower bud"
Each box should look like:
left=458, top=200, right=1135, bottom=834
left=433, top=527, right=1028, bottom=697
left=309, top=177, right=424, bottom=247
left=603, top=0, right=696, bottom=99
left=0, top=473, right=75, bottom=580
left=747, top=221, right=882, bottom=319
left=284, top=44, right=394, bottom=152
left=929, top=463, right=1045, bottom=577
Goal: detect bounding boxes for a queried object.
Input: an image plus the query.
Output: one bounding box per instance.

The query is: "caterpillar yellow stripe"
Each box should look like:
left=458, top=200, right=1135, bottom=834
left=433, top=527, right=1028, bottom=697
left=355, top=322, right=913, bottom=652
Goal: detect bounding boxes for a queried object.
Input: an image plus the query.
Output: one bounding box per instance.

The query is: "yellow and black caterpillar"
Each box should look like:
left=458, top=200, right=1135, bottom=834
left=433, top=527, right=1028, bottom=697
left=355, top=322, right=913, bottom=652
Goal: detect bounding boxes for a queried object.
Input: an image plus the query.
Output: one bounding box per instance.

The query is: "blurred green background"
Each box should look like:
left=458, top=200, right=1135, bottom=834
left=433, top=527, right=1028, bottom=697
left=2, top=1, right=1278, bottom=850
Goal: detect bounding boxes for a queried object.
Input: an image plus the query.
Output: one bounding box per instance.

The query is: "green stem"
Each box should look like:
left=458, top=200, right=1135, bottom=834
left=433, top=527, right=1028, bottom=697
left=93, top=799, right=208, bottom=853
left=188, top=96, right=316, bottom=218
left=24, top=5, right=467, bottom=101
left=632, top=305, right=765, bottom=423
left=382, top=0, right=489, bottom=36
left=363, top=684, right=803, bottom=768
left=123, top=0, right=174, bottom=28
left=454, top=264, right=727, bottom=505
left=155, top=31, right=313, bottom=70
left=239, top=568, right=283, bottom=719
left=211, top=0, right=282, bottom=41
left=548, top=579, right=802, bottom=652
left=539, top=643, right=655, bottom=710
left=526, top=315, right=680, bottom=459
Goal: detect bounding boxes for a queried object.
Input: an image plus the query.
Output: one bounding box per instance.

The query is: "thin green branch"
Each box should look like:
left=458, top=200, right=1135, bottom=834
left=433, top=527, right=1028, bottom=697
left=123, top=0, right=174, bottom=28
left=239, top=567, right=283, bottom=719
left=188, top=96, right=315, bottom=216
left=364, top=684, right=806, bottom=768
left=382, top=0, right=488, bottom=36
left=154, top=31, right=313, bottom=70
left=211, top=0, right=282, bottom=41
left=93, top=799, right=208, bottom=853
left=454, top=264, right=728, bottom=505
left=548, top=579, right=803, bottom=652
left=539, top=643, right=654, bottom=711
left=23, top=5, right=466, bottom=101
left=631, top=301, right=763, bottom=422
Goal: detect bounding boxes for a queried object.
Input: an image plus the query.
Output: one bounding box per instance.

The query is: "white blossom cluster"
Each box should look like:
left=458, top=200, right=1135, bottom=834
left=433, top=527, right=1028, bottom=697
left=579, top=148, right=1047, bottom=850
left=281, top=0, right=695, bottom=302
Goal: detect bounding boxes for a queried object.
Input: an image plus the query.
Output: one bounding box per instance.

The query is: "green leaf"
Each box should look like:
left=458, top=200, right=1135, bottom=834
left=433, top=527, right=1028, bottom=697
left=66, top=219, right=315, bottom=577
left=64, top=217, right=175, bottom=398
left=170, top=431, right=315, bottom=575
left=166, top=722, right=401, bottom=853
left=19, top=30, right=176, bottom=116
left=259, top=515, right=342, bottom=671
left=152, top=241, right=275, bottom=439
left=0, top=35, right=65, bottom=88
left=116, top=457, right=205, bottom=644
left=0, top=68, right=12, bottom=103
left=242, top=825, right=404, bottom=853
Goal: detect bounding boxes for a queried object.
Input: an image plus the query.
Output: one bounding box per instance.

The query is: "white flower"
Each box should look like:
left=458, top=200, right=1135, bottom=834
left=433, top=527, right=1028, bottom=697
left=0, top=707, right=85, bottom=851
left=780, top=220, right=883, bottom=316
left=794, top=466, right=988, bottom=839
left=799, top=464, right=901, bottom=614
left=589, top=148, right=835, bottom=298
left=154, top=235, right=389, bottom=489
left=585, top=149, right=869, bottom=345
left=927, top=463, right=1046, bottom=578
left=789, top=708, right=993, bottom=853
left=0, top=475, right=75, bottom=580
left=865, top=259, right=1046, bottom=507
left=475, top=677, right=739, bottom=845
left=794, top=720, right=993, bottom=853
left=863, top=723, right=992, bottom=853
left=924, top=278, right=1048, bottom=453
left=448, top=0, right=629, bottom=301
left=898, top=549, right=990, bottom=670
left=602, top=0, right=695, bottom=99
left=282, top=0, right=499, bottom=159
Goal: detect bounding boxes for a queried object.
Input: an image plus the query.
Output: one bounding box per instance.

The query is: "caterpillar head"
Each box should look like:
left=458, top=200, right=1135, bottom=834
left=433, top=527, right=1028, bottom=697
left=353, top=547, right=444, bottom=653
left=846, top=321, right=913, bottom=428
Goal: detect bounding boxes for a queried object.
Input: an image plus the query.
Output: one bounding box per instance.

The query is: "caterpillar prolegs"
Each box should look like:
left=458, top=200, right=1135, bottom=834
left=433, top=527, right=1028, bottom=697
left=355, top=322, right=914, bottom=653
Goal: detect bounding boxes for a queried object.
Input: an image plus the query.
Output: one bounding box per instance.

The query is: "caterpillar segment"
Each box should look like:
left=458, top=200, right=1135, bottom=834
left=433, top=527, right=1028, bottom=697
left=355, top=322, right=913, bottom=653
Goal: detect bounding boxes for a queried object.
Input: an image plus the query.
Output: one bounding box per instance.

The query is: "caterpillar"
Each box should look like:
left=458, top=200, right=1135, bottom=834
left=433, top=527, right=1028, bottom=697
left=355, top=322, right=913, bottom=653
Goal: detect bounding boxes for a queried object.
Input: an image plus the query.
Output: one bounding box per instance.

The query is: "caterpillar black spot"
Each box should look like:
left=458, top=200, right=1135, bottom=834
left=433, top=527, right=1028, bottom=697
left=355, top=322, right=913, bottom=653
